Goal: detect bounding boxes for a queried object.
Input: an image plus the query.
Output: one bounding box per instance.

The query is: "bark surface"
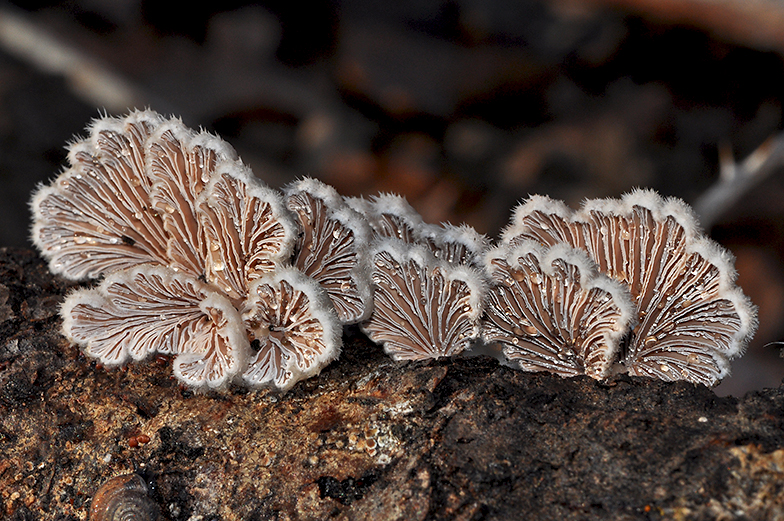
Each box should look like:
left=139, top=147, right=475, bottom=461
left=1, top=247, right=783, bottom=520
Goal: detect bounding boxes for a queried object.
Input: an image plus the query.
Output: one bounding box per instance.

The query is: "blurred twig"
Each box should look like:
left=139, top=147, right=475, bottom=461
left=694, top=134, right=784, bottom=228
left=0, top=7, right=146, bottom=112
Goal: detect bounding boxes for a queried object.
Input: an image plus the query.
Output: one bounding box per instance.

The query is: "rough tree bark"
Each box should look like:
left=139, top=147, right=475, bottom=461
left=0, top=247, right=783, bottom=520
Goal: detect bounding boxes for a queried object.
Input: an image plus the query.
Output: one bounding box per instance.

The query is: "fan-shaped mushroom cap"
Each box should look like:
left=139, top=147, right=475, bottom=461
left=62, top=265, right=248, bottom=389
left=242, top=267, right=341, bottom=391
left=285, top=177, right=373, bottom=324
left=362, top=239, right=485, bottom=361
left=198, top=166, right=297, bottom=302
left=503, top=188, right=758, bottom=386
left=419, top=222, right=489, bottom=266
left=345, top=193, right=427, bottom=244
left=31, top=110, right=170, bottom=279
left=30, top=109, right=248, bottom=282
left=482, top=241, right=635, bottom=379
left=146, top=117, right=239, bottom=277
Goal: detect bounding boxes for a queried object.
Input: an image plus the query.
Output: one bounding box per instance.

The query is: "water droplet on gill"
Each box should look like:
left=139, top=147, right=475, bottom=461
left=659, top=363, right=670, bottom=373
left=523, top=324, right=538, bottom=335
left=130, top=178, right=141, bottom=187
left=644, top=335, right=657, bottom=346
left=539, top=221, right=550, bottom=230
left=620, top=228, right=631, bottom=240
left=332, top=229, right=342, bottom=240
left=511, top=337, right=519, bottom=345
left=340, top=282, right=351, bottom=291
left=164, top=205, right=175, bottom=214
left=512, top=270, right=526, bottom=282
left=686, top=353, right=700, bottom=364
left=212, top=261, right=225, bottom=272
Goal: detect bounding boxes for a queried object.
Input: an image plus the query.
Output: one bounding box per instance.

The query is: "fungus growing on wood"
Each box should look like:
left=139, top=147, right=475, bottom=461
left=31, top=110, right=171, bottom=279
left=241, top=267, right=341, bottom=390
left=198, top=167, right=296, bottom=303
left=285, top=178, right=373, bottom=324
left=501, top=189, right=757, bottom=386
left=61, top=265, right=248, bottom=389
left=362, top=239, right=485, bottom=360
left=482, top=241, right=635, bottom=378
left=31, top=110, right=338, bottom=391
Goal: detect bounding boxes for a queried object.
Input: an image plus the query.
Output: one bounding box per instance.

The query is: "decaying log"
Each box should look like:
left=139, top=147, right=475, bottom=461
left=1, top=247, right=783, bottom=520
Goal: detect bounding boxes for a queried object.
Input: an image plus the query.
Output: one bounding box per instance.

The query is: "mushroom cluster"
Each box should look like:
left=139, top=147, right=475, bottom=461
left=32, top=110, right=371, bottom=390
left=31, top=110, right=757, bottom=390
left=493, top=190, right=758, bottom=386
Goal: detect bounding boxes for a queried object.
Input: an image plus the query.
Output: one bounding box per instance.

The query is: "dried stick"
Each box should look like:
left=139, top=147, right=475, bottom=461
left=693, top=133, right=784, bottom=228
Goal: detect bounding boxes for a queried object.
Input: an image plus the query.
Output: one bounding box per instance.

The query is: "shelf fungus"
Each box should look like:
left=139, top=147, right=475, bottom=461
left=362, top=239, right=485, bottom=360
left=30, top=109, right=758, bottom=390
left=242, top=267, right=341, bottom=390
left=500, top=189, right=758, bottom=386
left=482, top=241, right=635, bottom=378
left=285, top=178, right=373, bottom=324
left=31, top=110, right=342, bottom=391
left=347, top=193, right=488, bottom=266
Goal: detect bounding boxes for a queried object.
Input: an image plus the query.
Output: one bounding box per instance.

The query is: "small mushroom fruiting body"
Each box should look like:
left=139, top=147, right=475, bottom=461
left=242, top=267, right=341, bottom=390
left=501, top=189, right=758, bottom=385
left=362, top=239, right=485, bottom=360
left=482, top=241, right=635, bottom=378
left=32, top=110, right=342, bottom=391
left=89, top=473, right=159, bottom=521
left=61, top=265, right=248, bottom=389
left=285, top=178, right=373, bottom=324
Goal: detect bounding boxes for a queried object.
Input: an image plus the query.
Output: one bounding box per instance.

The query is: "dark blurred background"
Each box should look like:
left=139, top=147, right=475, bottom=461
left=1, top=0, right=783, bottom=396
